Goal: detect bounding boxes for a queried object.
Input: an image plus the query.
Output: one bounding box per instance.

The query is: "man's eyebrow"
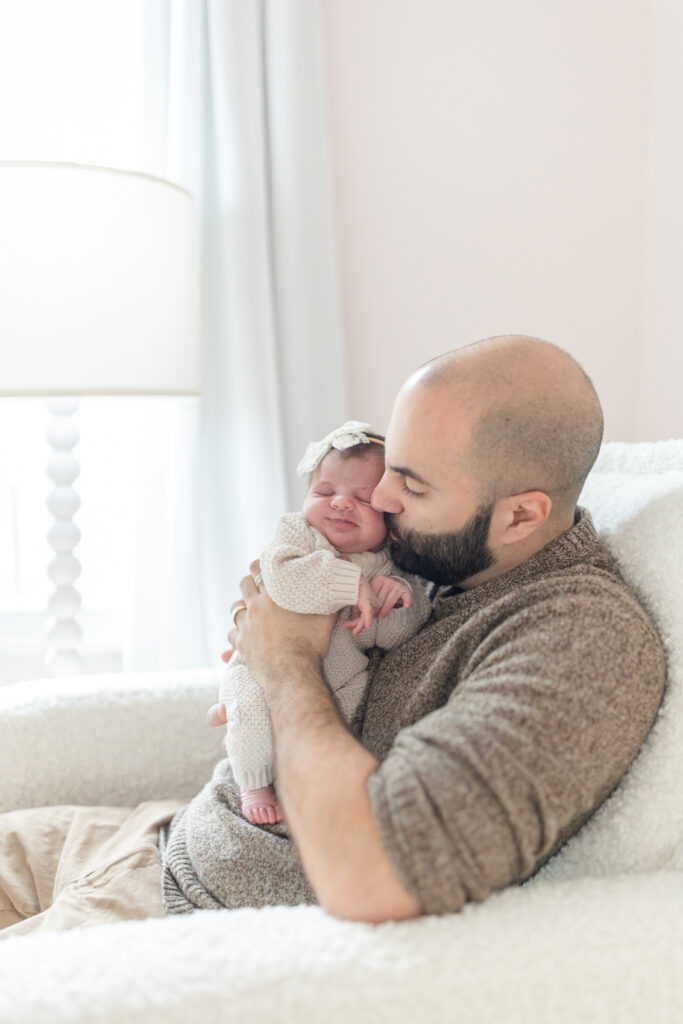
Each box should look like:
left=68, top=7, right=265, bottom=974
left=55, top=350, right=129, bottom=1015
left=389, top=464, right=437, bottom=490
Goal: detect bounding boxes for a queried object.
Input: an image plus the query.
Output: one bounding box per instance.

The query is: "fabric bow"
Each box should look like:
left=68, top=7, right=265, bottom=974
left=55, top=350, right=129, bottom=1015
left=296, top=420, right=375, bottom=476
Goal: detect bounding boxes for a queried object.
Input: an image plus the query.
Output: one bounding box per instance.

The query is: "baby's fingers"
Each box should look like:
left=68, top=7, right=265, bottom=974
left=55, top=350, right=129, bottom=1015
left=344, top=611, right=362, bottom=630
left=346, top=614, right=366, bottom=636
left=393, top=585, right=413, bottom=610
left=378, top=589, right=403, bottom=617
left=362, top=603, right=375, bottom=630
left=377, top=584, right=412, bottom=618
left=372, top=580, right=390, bottom=609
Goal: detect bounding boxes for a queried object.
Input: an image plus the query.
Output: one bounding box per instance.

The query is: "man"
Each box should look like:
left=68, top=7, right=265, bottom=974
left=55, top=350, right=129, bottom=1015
left=0, top=335, right=666, bottom=936
left=163, top=334, right=666, bottom=921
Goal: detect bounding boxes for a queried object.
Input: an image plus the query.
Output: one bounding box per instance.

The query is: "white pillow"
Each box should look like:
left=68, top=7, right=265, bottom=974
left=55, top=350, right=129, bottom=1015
left=537, top=440, right=683, bottom=881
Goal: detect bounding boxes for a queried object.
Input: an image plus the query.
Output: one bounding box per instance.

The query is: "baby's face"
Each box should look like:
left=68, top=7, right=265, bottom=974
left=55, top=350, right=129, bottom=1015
left=303, top=451, right=387, bottom=554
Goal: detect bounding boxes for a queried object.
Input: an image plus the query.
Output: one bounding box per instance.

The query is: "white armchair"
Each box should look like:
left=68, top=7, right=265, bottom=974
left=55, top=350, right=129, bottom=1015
left=1, top=441, right=682, bottom=1024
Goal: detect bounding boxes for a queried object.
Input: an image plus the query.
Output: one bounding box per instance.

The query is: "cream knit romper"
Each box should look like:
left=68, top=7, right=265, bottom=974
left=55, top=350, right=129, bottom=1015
left=219, top=511, right=432, bottom=791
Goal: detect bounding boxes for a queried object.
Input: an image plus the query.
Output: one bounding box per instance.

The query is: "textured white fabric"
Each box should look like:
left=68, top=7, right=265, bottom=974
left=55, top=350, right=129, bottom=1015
left=0, top=669, right=224, bottom=813
left=219, top=513, right=431, bottom=789
left=1, top=875, right=682, bottom=1023
left=537, top=439, right=683, bottom=880
left=260, top=513, right=368, bottom=612
left=1, top=440, right=682, bottom=1023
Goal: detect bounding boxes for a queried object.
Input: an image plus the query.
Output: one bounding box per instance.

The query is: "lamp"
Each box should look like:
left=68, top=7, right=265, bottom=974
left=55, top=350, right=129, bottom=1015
left=0, top=162, right=200, bottom=676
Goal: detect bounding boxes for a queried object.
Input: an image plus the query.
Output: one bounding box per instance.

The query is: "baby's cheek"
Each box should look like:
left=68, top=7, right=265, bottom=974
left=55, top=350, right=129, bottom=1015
left=373, top=509, right=388, bottom=529
left=303, top=501, right=323, bottom=530
left=369, top=510, right=389, bottom=541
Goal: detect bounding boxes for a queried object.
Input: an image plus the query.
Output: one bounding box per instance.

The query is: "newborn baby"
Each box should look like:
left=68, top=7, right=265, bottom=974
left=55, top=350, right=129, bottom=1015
left=219, top=421, right=432, bottom=824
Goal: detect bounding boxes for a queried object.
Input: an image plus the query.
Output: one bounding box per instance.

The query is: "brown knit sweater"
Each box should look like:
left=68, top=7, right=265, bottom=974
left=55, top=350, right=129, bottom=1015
left=161, top=510, right=666, bottom=915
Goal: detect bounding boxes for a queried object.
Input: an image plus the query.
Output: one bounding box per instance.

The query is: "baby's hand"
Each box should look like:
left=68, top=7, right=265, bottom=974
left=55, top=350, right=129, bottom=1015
left=370, top=575, right=413, bottom=619
left=345, top=577, right=380, bottom=636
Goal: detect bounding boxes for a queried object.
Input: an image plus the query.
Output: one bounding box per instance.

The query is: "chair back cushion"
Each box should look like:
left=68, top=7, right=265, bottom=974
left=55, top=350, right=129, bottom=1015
left=538, top=439, right=683, bottom=880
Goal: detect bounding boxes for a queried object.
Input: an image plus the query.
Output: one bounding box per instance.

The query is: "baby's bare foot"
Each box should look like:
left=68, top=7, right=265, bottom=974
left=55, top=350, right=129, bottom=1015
left=240, top=785, right=284, bottom=825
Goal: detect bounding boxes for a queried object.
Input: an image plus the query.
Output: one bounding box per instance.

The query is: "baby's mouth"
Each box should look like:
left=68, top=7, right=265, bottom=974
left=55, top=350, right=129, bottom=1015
left=327, top=517, right=357, bottom=530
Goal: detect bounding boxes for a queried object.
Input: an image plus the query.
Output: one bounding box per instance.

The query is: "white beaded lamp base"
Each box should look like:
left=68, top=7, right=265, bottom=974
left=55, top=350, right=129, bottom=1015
left=45, top=398, right=83, bottom=676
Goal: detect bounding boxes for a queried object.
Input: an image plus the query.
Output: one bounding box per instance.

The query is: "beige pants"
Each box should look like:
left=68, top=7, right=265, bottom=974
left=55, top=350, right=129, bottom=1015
left=0, top=799, right=185, bottom=940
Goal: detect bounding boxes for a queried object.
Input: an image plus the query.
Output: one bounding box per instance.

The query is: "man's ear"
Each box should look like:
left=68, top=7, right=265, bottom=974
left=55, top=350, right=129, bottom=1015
left=498, top=492, right=552, bottom=545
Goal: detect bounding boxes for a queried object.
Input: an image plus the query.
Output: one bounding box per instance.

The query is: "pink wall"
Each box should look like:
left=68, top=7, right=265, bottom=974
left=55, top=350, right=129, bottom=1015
left=321, top=1, right=679, bottom=441
left=639, top=0, right=683, bottom=440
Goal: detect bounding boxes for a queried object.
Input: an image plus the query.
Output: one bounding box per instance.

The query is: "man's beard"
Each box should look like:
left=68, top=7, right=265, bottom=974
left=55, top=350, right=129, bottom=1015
left=387, top=503, right=495, bottom=586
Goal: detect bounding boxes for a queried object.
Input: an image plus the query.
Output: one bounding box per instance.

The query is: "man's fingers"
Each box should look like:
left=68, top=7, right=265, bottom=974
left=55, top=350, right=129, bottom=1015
left=251, top=559, right=265, bottom=589
left=207, top=702, right=228, bottom=727
left=230, top=599, right=248, bottom=627
left=239, top=574, right=258, bottom=599
left=249, top=558, right=262, bottom=578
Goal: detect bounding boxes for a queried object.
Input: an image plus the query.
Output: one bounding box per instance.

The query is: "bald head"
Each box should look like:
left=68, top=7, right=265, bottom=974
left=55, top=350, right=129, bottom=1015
left=409, top=335, right=604, bottom=514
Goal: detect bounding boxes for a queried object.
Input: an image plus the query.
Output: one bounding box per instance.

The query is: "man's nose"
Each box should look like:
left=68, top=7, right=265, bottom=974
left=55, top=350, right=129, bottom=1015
left=371, top=473, right=403, bottom=514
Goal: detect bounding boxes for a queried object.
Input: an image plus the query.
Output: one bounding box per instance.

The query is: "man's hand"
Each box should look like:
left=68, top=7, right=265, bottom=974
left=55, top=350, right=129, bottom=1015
left=220, top=562, right=420, bottom=923
left=205, top=650, right=233, bottom=729
left=207, top=701, right=227, bottom=727
left=228, top=560, right=336, bottom=693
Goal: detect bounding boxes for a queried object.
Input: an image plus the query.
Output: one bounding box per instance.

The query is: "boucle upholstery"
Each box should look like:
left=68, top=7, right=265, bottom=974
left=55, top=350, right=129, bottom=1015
left=538, top=440, right=683, bottom=881
left=0, top=440, right=681, bottom=1024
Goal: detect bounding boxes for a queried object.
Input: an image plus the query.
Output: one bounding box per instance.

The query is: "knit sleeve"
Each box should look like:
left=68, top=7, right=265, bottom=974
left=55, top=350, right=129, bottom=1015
left=366, top=581, right=666, bottom=915
left=261, top=513, right=361, bottom=614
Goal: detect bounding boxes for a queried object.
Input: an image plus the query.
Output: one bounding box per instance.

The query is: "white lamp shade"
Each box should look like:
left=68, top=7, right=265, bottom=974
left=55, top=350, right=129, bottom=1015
left=0, top=162, right=200, bottom=395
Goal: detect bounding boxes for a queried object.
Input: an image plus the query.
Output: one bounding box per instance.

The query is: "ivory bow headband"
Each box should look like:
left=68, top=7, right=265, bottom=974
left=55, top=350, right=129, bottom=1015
left=296, top=420, right=385, bottom=476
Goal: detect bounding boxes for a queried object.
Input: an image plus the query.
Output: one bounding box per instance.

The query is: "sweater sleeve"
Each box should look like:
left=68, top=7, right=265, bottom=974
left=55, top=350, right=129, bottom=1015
left=261, top=513, right=361, bottom=614
left=365, top=582, right=667, bottom=915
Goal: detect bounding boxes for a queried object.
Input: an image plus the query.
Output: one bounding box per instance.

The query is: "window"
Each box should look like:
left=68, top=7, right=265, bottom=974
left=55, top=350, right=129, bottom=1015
left=0, top=2, right=184, bottom=683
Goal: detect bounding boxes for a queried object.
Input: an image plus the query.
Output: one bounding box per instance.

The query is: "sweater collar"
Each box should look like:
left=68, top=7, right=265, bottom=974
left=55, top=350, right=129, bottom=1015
left=433, top=507, right=598, bottom=618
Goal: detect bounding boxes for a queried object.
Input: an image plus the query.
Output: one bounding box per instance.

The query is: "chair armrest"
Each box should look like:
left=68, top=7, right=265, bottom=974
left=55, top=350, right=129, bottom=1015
left=0, top=667, right=225, bottom=812
left=0, top=872, right=681, bottom=1023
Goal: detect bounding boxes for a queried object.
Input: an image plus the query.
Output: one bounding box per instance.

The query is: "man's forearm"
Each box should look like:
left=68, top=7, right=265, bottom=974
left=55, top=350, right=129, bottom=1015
left=260, top=652, right=421, bottom=923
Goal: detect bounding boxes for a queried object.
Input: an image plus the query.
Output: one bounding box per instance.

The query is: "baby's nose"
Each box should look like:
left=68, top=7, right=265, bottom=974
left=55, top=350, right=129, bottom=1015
left=330, top=493, right=353, bottom=509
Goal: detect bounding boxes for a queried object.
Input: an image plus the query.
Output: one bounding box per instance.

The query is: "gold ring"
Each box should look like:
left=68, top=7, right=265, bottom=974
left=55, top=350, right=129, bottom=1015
left=230, top=603, right=247, bottom=627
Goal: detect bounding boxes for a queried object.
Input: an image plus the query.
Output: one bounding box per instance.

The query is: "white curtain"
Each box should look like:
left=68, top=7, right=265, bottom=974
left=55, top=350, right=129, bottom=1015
left=123, top=0, right=347, bottom=668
